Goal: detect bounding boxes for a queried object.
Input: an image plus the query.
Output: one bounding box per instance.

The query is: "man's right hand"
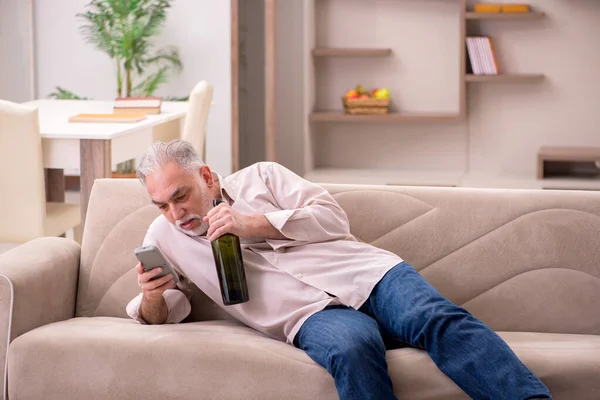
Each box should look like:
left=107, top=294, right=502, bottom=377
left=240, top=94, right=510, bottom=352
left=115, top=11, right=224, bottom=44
left=136, top=263, right=175, bottom=324
left=136, top=263, right=176, bottom=299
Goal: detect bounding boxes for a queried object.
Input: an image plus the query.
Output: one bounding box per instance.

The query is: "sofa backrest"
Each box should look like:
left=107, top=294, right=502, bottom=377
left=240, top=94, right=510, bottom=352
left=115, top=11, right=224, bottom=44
left=76, top=178, right=600, bottom=335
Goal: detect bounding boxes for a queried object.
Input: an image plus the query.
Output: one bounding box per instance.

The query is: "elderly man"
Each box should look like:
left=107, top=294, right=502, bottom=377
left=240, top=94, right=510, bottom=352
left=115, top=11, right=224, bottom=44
left=126, top=140, right=551, bottom=400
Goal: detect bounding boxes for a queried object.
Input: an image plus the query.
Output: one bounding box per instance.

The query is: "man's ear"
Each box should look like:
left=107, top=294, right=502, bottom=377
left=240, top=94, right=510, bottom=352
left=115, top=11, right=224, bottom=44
left=199, top=165, right=214, bottom=186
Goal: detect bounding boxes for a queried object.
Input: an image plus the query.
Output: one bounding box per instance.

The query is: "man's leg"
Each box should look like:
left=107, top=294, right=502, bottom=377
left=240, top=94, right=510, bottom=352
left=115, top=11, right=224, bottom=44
left=294, top=305, right=398, bottom=400
left=359, top=262, right=552, bottom=400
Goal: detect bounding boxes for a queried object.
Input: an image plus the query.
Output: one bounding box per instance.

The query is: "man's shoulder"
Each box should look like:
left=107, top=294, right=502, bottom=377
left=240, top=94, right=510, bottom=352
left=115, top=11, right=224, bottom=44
left=228, top=161, right=290, bottom=182
left=230, top=161, right=280, bottom=176
left=147, top=214, right=172, bottom=237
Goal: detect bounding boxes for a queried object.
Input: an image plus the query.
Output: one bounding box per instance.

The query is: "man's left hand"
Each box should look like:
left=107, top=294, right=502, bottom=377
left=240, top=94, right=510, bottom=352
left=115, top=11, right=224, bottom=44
left=204, top=202, right=286, bottom=242
left=204, top=202, right=254, bottom=241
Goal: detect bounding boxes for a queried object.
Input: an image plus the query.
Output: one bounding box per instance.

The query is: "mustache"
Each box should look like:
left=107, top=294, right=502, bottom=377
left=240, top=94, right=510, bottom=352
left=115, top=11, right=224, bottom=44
left=176, top=214, right=203, bottom=228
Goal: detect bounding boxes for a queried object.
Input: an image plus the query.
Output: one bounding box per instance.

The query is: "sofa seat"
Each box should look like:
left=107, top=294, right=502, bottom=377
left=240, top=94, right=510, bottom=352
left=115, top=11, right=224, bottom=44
left=8, top=317, right=600, bottom=400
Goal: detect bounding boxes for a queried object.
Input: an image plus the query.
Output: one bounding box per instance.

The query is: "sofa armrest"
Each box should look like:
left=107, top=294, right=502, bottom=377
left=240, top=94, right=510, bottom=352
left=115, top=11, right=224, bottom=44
left=0, top=237, right=80, bottom=396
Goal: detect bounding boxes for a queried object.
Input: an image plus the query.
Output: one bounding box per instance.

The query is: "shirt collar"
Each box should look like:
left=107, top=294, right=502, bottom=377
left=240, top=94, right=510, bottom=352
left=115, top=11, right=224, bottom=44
left=213, top=172, right=235, bottom=205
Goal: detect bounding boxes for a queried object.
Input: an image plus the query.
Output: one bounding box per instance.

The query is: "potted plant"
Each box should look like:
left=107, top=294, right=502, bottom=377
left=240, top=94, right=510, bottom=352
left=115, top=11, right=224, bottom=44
left=77, top=0, right=182, bottom=99
left=52, top=0, right=185, bottom=177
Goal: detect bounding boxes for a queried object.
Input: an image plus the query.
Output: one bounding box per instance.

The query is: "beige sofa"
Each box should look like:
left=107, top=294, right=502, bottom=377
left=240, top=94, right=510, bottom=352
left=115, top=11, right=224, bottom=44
left=2, top=178, right=600, bottom=400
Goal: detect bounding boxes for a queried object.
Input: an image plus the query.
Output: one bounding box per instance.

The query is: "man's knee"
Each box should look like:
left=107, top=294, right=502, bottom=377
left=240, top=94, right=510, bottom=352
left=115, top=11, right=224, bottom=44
left=410, top=303, right=475, bottom=346
left=327, top=328, right=385, bottom=372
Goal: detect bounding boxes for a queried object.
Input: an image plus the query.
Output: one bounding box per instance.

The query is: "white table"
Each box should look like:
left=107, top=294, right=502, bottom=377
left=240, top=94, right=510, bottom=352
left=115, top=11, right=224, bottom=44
left=23, top=99, right=188, bottom=229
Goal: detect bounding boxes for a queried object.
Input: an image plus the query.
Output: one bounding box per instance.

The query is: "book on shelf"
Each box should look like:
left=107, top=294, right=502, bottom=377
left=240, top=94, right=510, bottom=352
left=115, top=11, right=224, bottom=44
left=113, top=96, right=163, bottom=114
left=474, top=3, right=530, bottom=13
left=466, top=36, right=499, bottom=75
left=501, top=4, right=530, bottom=13
left=68, top=113, right=148, bottom=123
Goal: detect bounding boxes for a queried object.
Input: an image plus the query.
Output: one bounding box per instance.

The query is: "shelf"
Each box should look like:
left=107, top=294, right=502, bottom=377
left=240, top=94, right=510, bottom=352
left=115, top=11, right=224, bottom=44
left=466, top=12, right=545, bottom=20
left=466, top=74, right=544, bottom=83
left=305, top=168, right=463, bottom=187
left=537, top=146, right=600, bottom=180
left=309, top=111, right=462, bottom=123
left=312, top=48, right=392, bottom=57
left=538, top=146, right=600, bottom=162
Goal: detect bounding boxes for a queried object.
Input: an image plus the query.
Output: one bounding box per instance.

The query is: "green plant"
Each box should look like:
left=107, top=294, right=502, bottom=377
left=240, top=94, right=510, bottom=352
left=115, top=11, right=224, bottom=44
left=163, top=95, right=189, bottom=101
left=48, top=87, right=90, bottom=100
left=49, top=0, right=184, bottom=99
left=77, top=0, right=183, bottom=98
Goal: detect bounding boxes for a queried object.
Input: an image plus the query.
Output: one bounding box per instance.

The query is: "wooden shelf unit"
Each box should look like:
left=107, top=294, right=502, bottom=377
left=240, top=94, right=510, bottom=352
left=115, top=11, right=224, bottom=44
left=312, top=48, right=392, bottom=57
left=464, top=7, right=545, bottom=85
left=466, top=74, right=545, bottom=83
left=300, top=1, right=554, bottom=188
left=466, top=11, right=545, bottom=20
left=537, top=146, right=600, bottom=179
left=309, top=111, right=462, bottom=123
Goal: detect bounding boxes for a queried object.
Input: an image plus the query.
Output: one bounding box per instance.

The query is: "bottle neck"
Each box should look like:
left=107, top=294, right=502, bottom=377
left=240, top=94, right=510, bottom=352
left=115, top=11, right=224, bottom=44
left=213, top=198, right=225, bottom=207
left=211, top=198, right=238, bottom=240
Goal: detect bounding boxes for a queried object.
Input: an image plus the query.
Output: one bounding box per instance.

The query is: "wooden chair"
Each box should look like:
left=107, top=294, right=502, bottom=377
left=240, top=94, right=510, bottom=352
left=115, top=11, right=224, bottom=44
left=0, top=99, right=80, bottom=243
left=181, top=81, right=214, bottom=160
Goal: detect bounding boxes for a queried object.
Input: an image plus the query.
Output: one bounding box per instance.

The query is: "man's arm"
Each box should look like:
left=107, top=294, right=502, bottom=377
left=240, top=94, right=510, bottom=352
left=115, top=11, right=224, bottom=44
left=259, top=162, right=351, bottom=244
left=206, top=208, right=287, bottom=242
left=127, top=263, right=191, bottom=324
left=139, top=293, right=168, bottom=324
left=245, top=215, right=288, bottom=240
left=205, top=162, right=351, bottom=246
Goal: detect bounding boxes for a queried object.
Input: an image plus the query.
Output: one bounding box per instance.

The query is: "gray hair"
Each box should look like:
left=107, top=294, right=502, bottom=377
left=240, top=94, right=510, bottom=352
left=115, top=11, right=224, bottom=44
left=136, top=140, right=205, bottom=186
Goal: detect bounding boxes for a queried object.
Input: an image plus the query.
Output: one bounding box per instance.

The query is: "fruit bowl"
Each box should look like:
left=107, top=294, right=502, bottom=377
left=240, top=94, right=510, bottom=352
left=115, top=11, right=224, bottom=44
left=343, top=84, right=391, bottom=115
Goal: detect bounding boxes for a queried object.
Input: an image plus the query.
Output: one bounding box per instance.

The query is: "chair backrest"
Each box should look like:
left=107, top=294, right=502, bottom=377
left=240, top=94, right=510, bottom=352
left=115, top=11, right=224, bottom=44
left=78, top=178, right=600, bottom=336
left=0, top=100, right=47, bottom=242
left=181, top=81, right=213, bottom=160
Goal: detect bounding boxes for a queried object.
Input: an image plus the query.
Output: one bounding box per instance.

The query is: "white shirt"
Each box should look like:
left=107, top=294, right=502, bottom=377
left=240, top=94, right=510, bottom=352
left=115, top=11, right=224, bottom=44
left=126, top=162, right=403, bottom=344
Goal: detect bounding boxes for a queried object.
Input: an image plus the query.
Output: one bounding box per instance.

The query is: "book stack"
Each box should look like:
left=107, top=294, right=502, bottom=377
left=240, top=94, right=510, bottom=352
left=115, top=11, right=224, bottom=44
left=474, top=3, right=530, bottom=13
left=113, top=97, right=163, bottom=115
left=466, top=36, right=499, bottom=76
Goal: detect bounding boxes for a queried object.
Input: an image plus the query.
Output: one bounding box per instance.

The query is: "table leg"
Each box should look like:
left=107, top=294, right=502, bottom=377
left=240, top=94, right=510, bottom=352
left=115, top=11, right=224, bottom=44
left=80, top=139, right=112, bottom=231
left=45, top=168, right=65, bottom=202
left=44, top=169, right=66, bottom=237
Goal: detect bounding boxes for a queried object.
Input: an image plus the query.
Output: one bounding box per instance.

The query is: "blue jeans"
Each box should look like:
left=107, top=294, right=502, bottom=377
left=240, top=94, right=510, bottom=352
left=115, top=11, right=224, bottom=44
left=294, top=262, right=552, bottom=400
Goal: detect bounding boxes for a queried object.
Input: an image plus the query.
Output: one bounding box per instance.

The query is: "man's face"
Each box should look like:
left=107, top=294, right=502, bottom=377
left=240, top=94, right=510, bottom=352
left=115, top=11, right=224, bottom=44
left=146, top=161, right=217, bottom=236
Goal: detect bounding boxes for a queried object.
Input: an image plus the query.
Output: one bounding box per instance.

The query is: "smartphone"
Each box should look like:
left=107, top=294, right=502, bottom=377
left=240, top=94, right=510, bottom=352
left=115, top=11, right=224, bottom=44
left=134, top=244, right=180, bottom=284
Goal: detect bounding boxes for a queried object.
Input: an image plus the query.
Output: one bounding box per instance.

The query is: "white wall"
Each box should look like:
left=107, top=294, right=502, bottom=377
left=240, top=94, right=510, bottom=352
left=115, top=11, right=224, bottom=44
left=34, top=0, right=232, bottom=175
left=0, top=0, right=34, bottom=102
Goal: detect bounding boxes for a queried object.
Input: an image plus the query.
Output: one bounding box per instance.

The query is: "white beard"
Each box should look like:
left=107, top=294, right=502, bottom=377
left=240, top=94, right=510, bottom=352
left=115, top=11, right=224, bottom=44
left=175, top=214, right=209, bottom=236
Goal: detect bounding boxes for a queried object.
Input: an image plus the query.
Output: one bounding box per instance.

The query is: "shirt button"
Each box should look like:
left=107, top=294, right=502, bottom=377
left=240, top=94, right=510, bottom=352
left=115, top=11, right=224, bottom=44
left=296, top=273, right=303, bottom=278
left=273, top=258, right=279, bottom=265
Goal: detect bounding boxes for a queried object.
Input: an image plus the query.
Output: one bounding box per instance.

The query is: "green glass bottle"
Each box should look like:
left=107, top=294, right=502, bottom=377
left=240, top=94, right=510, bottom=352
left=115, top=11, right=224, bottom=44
left=210, top=198, right=249, bottom=305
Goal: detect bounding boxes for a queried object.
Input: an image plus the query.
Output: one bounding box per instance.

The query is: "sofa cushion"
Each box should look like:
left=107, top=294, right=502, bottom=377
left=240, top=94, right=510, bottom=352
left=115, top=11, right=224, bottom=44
left=8, top=317, right=600, bottom=400
left=8, top=317, right=337, bottom=400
